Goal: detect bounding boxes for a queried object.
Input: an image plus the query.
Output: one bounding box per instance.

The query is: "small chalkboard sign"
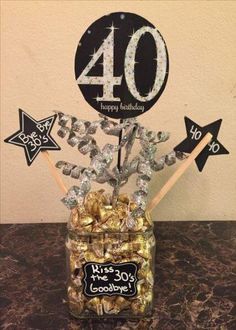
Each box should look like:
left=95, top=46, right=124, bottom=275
left=4, top=109, right=60, bottom=166
left=82, top=262, right=138, bottom=297
left=174, top=117, right=229, bottom=171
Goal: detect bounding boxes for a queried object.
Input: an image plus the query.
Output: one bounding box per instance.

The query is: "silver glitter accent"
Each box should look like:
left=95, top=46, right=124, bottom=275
left=67, top=134, right=80, bottom=147
left=71, top=166, right=83, bottom=179
left=91, top=155, right=107, bottom=175
left=128, top=157, right=140, bottom=173
left=95, top=171, right=112, bottom=184
left=126, top=215, right=136, bottom=229
left=62, top=163, right=75, bottom=176
left=56, top=161, right=84, bottom=180
left=136, top=176, right=149, bottom=194
left=83, top=168, right=96, bottom=180
left=175, top=151, right=187, bottom=160
left=79, top=174, right=91, bottom=194
left=133, top=190, right=147, bottom=206
left=157, top=131, right=170, bottom=143
left=72, top=120, right=87, bottom=135
left=101, top=120, right=122, bottom=136
left=103, top=143, right=119, bottom=153
left=146, top=130, right=156, bottom=142
left=121, top=126, right=135, bottom=147
left=87, top=121, right=100, bottom=134
left=137, top=161, right=152, bottom=178
left=61, top=186, right=83, bottom=209
left=150, top=157, right=165, bottom=171
left=89, top=147, right=100, bottom=159
left=57, top=126, right=70, bottom=138
left=125, top=26, right=167, bottom=102
left=165, top=151, right=176, bottom=166
left=78, top=137, right=96, bottom=155
left=131, top=207, right=145, bottom=218
left=55, top=112, right=184, bottom=210
left=140, top=142, right=157, bottom=160
left=55, top=160, right=66, bottom=169
left=58, top=115, right=70, bottom=127
left=102, top=144, right=119, bottom=165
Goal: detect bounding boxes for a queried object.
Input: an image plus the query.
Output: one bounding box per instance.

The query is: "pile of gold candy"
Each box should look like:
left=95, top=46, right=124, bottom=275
left=66, top=190, right=155, bottom=317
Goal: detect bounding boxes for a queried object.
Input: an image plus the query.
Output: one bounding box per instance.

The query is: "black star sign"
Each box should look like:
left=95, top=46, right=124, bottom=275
left=4, top=109, right=60, bottom=166
left=174, top=117, right=229, bottom=171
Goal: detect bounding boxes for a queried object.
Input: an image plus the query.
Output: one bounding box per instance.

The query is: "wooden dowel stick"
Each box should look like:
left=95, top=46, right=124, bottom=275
left=41, top=151, right=68, bottom=194
left=117, top=119, right=123, bottom=171
left=147, top=132, right=213, bottom=213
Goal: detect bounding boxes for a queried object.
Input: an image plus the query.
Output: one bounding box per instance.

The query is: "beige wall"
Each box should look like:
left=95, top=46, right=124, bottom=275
left=1, top=1, right=236, bottom=223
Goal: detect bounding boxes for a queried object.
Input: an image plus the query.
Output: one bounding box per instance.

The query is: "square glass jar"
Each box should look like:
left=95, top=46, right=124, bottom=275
left=66, top=227, right=155, bottom=318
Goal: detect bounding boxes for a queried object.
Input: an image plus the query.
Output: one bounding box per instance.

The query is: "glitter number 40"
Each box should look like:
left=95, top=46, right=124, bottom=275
left=77, top=26, right=167, bottom=103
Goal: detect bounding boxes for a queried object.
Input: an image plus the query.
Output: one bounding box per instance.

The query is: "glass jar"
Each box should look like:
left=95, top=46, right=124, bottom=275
left=65, top=191, right=156, bottom=318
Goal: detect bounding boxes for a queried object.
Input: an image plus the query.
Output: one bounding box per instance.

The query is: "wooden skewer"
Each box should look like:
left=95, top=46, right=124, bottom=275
left=41, top=151, right=68, bottom=194
left=147, top=132, right=213, bottom=213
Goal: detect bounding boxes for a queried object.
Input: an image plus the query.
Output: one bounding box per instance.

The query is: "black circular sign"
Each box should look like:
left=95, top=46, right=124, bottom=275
left=75, top=12, right=169, bottom=119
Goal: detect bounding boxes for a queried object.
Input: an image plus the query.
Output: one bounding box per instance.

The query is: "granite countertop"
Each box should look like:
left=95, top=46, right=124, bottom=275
left=0, top=222, right=236, bottom=330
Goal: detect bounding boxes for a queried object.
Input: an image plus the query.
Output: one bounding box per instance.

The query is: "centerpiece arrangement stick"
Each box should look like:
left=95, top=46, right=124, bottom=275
left=117, top=119, right=123, bottom=171
left=4, top=9, right=230, bottom=320
left=147, top=132, right=213, bottom=213
left=112, top=120, right=138, bottom=208
left=42, top=151, right=68, bottom=194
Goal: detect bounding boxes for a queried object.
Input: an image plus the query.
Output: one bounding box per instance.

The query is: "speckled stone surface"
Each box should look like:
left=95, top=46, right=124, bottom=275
left=0, top=222, right=236, bottom=330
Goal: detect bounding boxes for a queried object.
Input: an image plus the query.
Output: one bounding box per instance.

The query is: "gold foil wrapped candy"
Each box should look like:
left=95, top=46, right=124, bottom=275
left=67, top=286, right=85, bottom=315
left=101, top=296, right=116, bottom=314
left=66, top=190, right=155, bottom=318
left=86, top=297, right=103, bottom=315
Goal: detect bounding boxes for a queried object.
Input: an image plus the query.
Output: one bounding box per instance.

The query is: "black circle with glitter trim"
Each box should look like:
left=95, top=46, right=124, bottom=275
left=75, top=12, right=169, bottom=119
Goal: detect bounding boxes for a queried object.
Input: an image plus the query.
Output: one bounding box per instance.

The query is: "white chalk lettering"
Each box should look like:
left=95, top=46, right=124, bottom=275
left=18, top=133, right=29, bottom=144
left=91, top=264, right=100, bottom=274
left=90, top=283, right=129, bottom=294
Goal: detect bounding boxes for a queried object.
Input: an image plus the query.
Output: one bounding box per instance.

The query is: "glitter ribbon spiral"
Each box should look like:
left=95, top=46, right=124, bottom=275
left=55, top=112, right=186, bottom=214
